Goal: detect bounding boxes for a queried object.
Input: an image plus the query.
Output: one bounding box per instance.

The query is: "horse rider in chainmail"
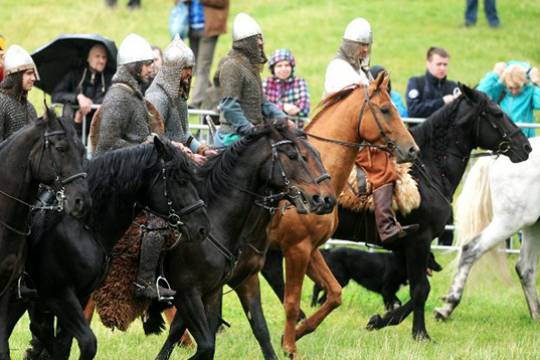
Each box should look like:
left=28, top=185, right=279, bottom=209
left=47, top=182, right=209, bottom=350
left=324, top=18, right=418, bottom=244
left=214, top=13, right=284, bottom=147
left=94, top=33, right=176, bottom=301
left=145, top=35, right=218, bottom=165
left=0, top=45, right=39, bottom=142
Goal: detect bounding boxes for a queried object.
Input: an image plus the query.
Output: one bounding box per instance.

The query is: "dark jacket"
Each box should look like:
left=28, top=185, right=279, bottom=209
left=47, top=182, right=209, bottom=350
left=52, top=67, right=112, bottom=105
left=406, top=70, right=458, bottom=118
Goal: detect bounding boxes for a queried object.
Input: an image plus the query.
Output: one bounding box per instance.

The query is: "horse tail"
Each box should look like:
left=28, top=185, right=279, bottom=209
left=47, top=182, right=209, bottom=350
left=455, top=157, right=495, bottom=248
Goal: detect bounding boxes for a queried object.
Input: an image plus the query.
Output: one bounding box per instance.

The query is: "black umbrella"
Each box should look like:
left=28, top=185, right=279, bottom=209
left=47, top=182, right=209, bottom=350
left=32, top=33, right=117, bottom=94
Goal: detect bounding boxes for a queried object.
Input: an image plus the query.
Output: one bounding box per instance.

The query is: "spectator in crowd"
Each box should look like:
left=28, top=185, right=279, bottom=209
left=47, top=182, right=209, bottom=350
left=465, top=0, right=500, bottom=28
left=52, top=43, right=112, bottom=142
left=106, top=0, right=141, bottom=10
left=214, top=13, right=283, bottom=147
left=406, top=47, right=459, bottom=119
left=142, top=45, right=163, bottom=94
left=185, top=0, right=229, bottom=109
left=369, top=64, right=408, bottom=117
left=478, top=61, right=540, bottom=137
left=0, top=45, right=38, bottom=142
left=263, top=48, right=310, bottom=128
left=0, top=35, right=6, bottom=82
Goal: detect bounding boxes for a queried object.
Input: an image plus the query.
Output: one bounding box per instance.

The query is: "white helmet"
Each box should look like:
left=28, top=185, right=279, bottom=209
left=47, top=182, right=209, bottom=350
left=232, top=13, right=262, bottom=41
left=117, top=33, right=154, bottom=66
left=163, top=34, right=195, bottom=69
left=3, top=44, right=40, bottom=80
left=343, top=18, right=373, bottom=44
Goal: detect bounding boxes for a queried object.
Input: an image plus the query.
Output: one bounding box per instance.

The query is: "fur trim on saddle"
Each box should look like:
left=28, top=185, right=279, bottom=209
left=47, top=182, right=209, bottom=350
left=89, top=100, right=165, bottom=154
left=92, top=213, right=176, bottom=331
left=338, top=163, right=421, bottom=215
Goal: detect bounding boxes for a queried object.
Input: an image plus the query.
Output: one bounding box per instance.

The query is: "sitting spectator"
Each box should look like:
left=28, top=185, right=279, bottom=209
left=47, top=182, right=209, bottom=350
left=406, top=47, right=459, bottom=119
left=52, top=43, right=112, bottom=143
left=369, top=65, right=408, bottom=117
left=263, top=48, right=310, bottom=127
left=478, top=61, right=540, bottom=137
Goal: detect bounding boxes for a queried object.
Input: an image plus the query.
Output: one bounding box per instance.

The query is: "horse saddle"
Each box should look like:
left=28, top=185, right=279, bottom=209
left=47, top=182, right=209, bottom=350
left=338, top=163, right=421, bottom=216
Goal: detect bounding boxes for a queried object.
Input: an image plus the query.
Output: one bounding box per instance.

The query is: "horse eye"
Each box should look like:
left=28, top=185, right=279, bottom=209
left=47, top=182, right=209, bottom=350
left=55, top=146, right=67, bottom=152
left=380, top=106, right=390, bottom=114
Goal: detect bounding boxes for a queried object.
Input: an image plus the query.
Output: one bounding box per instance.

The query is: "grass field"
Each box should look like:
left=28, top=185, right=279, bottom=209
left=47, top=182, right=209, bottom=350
left=3, top=0, right=540, bottom=359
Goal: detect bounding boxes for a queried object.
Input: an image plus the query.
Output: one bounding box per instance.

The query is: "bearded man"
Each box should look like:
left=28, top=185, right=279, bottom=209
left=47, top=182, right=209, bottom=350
left=94, top=33, right=176, bottom=301
left=145, top=36, right=217, bottom=165
left=214, top=12, right=284, bottom=147
left=0, top=45, right=39, bottom=142
left=324, top=18, right=418, bottom=244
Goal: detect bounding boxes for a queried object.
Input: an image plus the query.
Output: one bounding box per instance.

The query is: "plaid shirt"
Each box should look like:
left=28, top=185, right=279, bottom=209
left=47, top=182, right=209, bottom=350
left=189, top=0, right=205, bottom=30
left=263, top=49, right=310, bottom=117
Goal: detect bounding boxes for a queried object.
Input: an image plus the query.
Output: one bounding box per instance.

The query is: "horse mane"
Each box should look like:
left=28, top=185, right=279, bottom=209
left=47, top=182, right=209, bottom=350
left=306, top=86, right=358, bottom=131
left=87, top=142, right=195, bottom=207
left=197, top=121, right=294, bottom=202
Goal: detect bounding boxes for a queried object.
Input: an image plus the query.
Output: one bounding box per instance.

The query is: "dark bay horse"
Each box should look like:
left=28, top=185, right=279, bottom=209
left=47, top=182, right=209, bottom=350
left=151, top=121, right=335, bottom=360
left=10, top=137, right=210, bottom=360
left=261, top=84, right=532, bottom=341
left=0, top=107, right=90, bottom=360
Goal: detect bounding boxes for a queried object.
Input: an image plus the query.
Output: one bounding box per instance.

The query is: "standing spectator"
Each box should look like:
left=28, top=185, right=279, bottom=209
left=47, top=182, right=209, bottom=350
left=369, top=64, right=408, bottom=117
left=106, top=0, right=141, bottom=10
left=406, top=47, right=458, bottom=246
left=478, top=61, right=540, bottom=137
left=465, top=0, right=500, bottom=28
left=142, top=45, right=163, bottom=94
left=185, top=0, right=229, bottom=109
left=0, top=35, right=6, bottom=82
left=52, top=44, right=112, bottom=143
left=263, top=48, right=310, bottom=128
left=406, top=47, right=459, bottom=119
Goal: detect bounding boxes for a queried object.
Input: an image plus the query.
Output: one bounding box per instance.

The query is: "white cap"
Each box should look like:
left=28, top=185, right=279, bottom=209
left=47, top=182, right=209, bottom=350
left=3, top=44, right=40, bottom=80
left=117, top=33, right=154, bottom=65
left=232, top=13, right=262, bottom=41
left=343, top=18, right=373, bottom=44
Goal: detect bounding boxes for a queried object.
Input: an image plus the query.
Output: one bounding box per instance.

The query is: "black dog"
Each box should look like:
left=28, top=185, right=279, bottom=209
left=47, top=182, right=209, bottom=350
left=311, top=248, right=443, bottom=311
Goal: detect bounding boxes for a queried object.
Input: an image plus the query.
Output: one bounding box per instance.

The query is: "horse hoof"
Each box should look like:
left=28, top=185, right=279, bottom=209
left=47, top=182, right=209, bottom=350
left=433, top=308, right=448, bottom=321
left=413, top=332, right=431, bottom=342
left=366, top=314, right=382, bottom=331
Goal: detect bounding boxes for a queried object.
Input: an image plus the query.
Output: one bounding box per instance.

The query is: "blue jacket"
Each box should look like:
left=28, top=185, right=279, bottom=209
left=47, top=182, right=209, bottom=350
left=391, top=90, right=408, bottom=118
left=477, top=61, right=540, bottom=138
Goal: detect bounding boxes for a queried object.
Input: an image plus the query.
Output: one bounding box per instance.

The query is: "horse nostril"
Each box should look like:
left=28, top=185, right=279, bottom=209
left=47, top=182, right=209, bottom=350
left=312, top=194, right=322, bottom=205
left=199, top=227, right=208, bottom=239
left=524, top=144, right=532, bottom=153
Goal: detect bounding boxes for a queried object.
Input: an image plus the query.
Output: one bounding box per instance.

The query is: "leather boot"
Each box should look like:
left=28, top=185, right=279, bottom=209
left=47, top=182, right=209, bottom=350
left=133, top=230, right=176, bottom=301
left=373, top=183, right=419, bottom=243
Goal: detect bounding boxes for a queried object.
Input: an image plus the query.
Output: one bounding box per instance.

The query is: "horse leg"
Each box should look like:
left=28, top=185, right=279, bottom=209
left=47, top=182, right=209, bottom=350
left=281, top=242, right=311, bottom=358
left=27, top=303, right=55, bottom=359
left=435, top=222, right=513, bottom=321
left=0, top=292, right=13, bottom=360
left=515, top=223, right=540, bottom=319
left=294, top=248, right=342, bottom=340
left=44, top=291, right=97, bottom=360
left=407, top=244, right=431, bottom=340
left=235, top=274, right=278, bottom=360
left=162, top=307, right=193, bottom=348
left=155, top=310, right=187, bottom=360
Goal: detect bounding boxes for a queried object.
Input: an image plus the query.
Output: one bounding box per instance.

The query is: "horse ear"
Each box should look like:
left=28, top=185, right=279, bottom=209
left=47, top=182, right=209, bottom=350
left=380, top=71, right=390, bottom=92
left=373, top=70, right=385, bottom=88
left=459, top=82, right=477, bottom=102
left=154, top=136, right=173, bottom=161
left=42, top=98, right=50, bottom=123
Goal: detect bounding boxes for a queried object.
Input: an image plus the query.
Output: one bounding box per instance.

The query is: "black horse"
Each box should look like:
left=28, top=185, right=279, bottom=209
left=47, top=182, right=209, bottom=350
left=9, top=137, right=210, bottom=360
left=0, top=107, right=90, bottom=360
left=260, top=84, right=532, bottom=340
left=150, top=121, right=334, bottom=360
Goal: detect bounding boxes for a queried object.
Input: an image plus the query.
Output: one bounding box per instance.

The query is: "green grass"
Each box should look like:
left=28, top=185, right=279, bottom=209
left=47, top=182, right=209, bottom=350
left=3, top=0, right=540, bottom=358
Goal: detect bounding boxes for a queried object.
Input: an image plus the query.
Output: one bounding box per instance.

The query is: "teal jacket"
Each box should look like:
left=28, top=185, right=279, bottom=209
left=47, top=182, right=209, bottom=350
left=477, top=61, right=540, bottom=137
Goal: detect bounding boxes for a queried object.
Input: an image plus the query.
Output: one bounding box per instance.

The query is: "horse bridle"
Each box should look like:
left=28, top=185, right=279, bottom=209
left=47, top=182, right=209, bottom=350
left=137, top=159, right=205, bottom=242
left=306, top=85, right=398, bottom=153
left=0, top=127, right=88, bottom=236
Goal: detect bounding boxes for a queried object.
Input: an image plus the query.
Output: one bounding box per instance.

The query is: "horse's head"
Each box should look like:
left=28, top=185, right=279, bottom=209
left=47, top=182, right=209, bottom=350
left=250, top=120, right=336, bottom=214
left=360, top=72, right=419, bottom=163
left=149, top=137, right=210, bottom=243
left=29, top=105, right=91, bottom=218
left=459, top=84, right=531, bottom=163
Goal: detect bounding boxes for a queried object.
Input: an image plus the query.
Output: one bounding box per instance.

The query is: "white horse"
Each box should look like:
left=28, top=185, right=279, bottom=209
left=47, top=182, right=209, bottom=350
left=435, top=136, right=540, bottom=321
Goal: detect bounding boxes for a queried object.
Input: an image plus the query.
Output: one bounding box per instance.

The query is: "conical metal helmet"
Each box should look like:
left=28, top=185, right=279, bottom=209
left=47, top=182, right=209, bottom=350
left=343, top=18, right=373, bottom=44
left=117, top=33, right=154, bottom=65
left=154, top=35, right=195, bottom=98
left=3, top=44, right=40, bottom=80
left=232, top=13, right=262, bottom=41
